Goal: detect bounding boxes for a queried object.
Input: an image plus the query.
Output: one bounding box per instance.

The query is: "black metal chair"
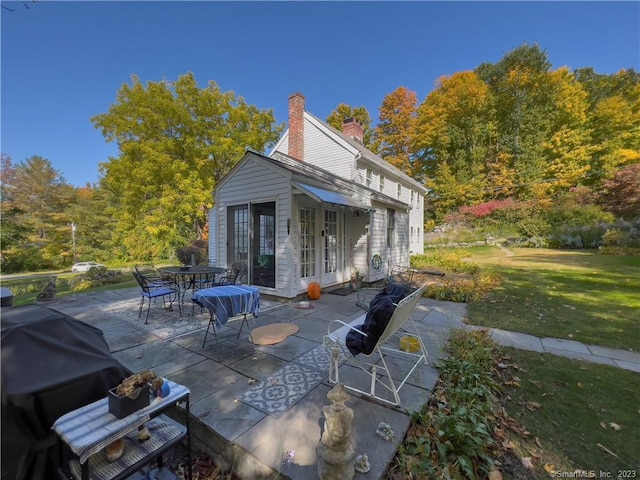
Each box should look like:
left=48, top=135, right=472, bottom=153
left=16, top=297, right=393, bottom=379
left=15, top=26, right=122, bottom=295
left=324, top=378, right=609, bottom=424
left=134, top=264, right=174, bottom=286
left=356, top=265, right=416, bottom=312
left=132, top=272, right=181, bottom=324
left=211, top=267, right=240, bottom=287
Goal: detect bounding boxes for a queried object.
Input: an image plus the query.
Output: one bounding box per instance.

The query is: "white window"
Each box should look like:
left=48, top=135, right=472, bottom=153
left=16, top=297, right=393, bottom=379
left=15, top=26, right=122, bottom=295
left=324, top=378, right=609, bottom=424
left=410, top=226, right=414, bottom=241
left=366, top=169, right=372, bottom=188
left=397, top=183, right=402, bottom=199
left=300, top=207, right=316, bottom=278
left=387, top=208, right=395, bottom=247
left=410, top=190, right=414, bottom=207
left=379, top=175, right=385, bottom=192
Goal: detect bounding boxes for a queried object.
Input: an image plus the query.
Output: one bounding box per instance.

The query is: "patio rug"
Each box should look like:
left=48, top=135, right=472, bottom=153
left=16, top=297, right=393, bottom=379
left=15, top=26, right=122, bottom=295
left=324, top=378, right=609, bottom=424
left=241, top=363, right=326, bottom=417
left=240, top=345, right=350, bottom=417
left=100, top=297, right=287, bottom=341
left=100, top=298, right=209, bottom=340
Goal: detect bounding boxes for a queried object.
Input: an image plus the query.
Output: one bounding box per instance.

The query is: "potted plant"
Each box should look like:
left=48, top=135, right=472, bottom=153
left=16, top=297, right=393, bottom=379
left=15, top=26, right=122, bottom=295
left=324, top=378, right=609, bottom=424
left=351, top=269, right=364, bottom=290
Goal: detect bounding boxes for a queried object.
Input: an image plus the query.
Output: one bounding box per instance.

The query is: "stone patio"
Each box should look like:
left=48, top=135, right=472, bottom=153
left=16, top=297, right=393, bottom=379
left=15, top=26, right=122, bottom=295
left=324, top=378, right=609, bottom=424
left=42, top=286, right=467, bottom=479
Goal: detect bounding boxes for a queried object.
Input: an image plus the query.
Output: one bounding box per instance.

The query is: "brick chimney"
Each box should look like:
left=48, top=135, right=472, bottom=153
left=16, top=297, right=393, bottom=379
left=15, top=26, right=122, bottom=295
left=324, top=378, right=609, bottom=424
left=342, top=117, right=364, bottom=144
left=288, top=92, right=305, bottom=161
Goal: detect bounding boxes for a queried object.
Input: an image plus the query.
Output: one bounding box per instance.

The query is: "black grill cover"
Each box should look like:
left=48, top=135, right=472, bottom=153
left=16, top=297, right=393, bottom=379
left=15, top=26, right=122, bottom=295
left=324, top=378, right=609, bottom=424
left=1, top=305, right=130, bottom=480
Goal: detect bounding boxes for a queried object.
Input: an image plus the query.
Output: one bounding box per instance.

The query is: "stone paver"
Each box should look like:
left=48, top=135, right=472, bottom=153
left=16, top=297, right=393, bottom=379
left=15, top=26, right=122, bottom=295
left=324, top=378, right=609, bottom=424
left=541, top=337, right=592, bottom=354
left=22, top=286, right=639, bottom=480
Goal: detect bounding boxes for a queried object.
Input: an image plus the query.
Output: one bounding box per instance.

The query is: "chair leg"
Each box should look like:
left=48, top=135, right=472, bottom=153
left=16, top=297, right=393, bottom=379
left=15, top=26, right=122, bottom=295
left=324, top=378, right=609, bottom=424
left=144, top=299, right=151, bottom=324
left=138, top=296, right=145, bottom=318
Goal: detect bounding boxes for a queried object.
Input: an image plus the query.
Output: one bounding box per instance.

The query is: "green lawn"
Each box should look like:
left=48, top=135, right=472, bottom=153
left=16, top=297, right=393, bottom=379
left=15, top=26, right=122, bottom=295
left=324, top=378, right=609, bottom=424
left=503, top=347, right=640, bottom=474
left=4, top=274, right=137, bottom=307
left=464, top=248, right=640, bottom=351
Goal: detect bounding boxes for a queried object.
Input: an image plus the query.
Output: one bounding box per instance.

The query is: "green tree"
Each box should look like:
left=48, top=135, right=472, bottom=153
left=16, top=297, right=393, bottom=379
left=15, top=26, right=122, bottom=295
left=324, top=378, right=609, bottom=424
left=326, top=104, right=375, bottom=149
left=477, top=45, right=556, bottom=199
left=91, top=73, right=284, bottom=260
left=1, top=155, right=74, bottom=270
left=65, top=184, right=118, bottom=262
left=373, top=87, right=419, bottom=177
left=0, top=154, right=27, bottom=253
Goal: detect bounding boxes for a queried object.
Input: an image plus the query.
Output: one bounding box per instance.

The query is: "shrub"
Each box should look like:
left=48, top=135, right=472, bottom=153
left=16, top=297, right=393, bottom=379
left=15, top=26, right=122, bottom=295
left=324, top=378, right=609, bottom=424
left=459, top=198, right=521, bottom=219
left=516, top=216, right=552, bottom=238
left=600, top=221, right=640, bottom=254
left=68, top=267, right=129, bottom=291
left=412, top=250, right=479, bottom=275
left=426, top=271, right=501, bottom=303
left=543, top=203, right=614, bottom=229
left=175, top=245, right=205, bottom=265
left=391, top=330, right=501, bottom=479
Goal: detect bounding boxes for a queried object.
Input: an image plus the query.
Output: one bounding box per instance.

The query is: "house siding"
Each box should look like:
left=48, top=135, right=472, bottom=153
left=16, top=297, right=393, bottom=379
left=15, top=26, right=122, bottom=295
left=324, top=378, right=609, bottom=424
left=303, top=119, right=353, bottom=179
left=215, top=157, right=295, bottom=297
left=366, top=202, right=411, bottom=281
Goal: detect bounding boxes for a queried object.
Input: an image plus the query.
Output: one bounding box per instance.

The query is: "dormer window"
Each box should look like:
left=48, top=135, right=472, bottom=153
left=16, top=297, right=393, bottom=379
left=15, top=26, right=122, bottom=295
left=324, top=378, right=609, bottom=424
left=366, top=169, right=372, bottom=188
left=410, top=190, right=414, bottom=206
left=397, top=183, right=402, bottom=199
left=379, top=175, right=384, bottom=192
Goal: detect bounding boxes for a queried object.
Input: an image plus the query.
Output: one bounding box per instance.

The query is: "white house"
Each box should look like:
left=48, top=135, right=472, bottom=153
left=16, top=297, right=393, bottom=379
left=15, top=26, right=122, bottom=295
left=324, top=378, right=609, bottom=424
left=271, top=92, right=427, bottom=255
left=208, top=93, right=427, bottom=299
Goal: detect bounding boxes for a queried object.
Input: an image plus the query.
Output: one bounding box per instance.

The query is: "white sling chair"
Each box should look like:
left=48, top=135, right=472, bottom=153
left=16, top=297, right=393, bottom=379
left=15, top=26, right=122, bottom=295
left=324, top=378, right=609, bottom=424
left=323, top=284, right=428, bottom=407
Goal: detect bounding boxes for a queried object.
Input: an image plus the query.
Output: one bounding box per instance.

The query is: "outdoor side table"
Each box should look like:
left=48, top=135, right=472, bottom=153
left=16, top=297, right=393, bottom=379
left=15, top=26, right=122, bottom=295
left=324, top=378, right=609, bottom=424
left=52, top=380, right=191, bottom=480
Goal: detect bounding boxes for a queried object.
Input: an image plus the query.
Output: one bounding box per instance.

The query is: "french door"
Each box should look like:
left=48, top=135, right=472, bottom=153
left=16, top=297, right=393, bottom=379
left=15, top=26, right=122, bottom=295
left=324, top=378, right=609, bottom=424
left=227, top=202, right=276, bottom=288
left=322, top=209, right=339, bottom=284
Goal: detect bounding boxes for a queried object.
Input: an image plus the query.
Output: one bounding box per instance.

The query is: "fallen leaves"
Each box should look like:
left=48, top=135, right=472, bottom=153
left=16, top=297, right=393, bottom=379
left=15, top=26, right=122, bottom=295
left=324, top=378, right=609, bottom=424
left=609, top=422, right=622, bottom=431
left=521, top=457, right=534, bottom=469
left=599, top=420, right=623, bottom=431
left=488, top=468, right=503, bottom=480
left=524, top=401, right=541, bottom=412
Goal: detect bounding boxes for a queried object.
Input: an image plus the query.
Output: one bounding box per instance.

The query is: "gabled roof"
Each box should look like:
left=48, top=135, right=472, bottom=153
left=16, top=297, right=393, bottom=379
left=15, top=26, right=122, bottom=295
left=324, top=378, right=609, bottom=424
left=218, top=149, right=410, bottom=211
left=270, top=110, right=427, bottom=194
left=306, top=112, right=427, bottom=193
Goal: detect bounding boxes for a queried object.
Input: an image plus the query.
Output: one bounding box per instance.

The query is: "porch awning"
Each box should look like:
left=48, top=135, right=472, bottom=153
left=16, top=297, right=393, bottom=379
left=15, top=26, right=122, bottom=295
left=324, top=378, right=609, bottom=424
left=293, top=182, right=372, bottom=211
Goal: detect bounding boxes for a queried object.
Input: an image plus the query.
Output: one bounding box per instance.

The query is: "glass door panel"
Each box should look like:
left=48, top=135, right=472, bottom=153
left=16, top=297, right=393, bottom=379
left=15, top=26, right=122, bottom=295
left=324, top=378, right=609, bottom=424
left=323, top=209, right=338, bottom=284
left=250, top=202, right=276, bottom=288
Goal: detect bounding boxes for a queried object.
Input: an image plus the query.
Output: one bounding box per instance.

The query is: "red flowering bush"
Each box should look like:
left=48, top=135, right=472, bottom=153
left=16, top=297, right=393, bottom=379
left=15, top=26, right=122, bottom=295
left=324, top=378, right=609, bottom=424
left=458, top=198, right=523, bottom=219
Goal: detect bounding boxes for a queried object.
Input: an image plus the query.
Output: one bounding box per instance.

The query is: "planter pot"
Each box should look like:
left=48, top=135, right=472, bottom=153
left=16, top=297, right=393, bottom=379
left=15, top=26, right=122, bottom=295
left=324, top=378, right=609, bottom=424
left=108, top=386, right=150, bottom=419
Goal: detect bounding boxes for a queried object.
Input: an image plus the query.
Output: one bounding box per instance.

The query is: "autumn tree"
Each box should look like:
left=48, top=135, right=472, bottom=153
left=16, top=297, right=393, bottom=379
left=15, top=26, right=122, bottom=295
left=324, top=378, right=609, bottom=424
left=476, top=44, right=559, bottom=199
left=576, top=69, right=640, bottom=182
left=539, top=67, right=593, bottom=196
left=413, top=71, right=495, bottom=217
left=599, top=163, right=640, bottom=219
left=373, top=87, right=419, bottom=177
left=91, top=73, right=284, bottom=260
left=326, top=104, right=375, bottom=149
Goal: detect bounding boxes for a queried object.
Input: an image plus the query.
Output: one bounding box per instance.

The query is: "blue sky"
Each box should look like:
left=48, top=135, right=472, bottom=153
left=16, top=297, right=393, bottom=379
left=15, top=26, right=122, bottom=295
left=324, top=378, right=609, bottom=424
left=2, top=1, right=639, bottom=187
